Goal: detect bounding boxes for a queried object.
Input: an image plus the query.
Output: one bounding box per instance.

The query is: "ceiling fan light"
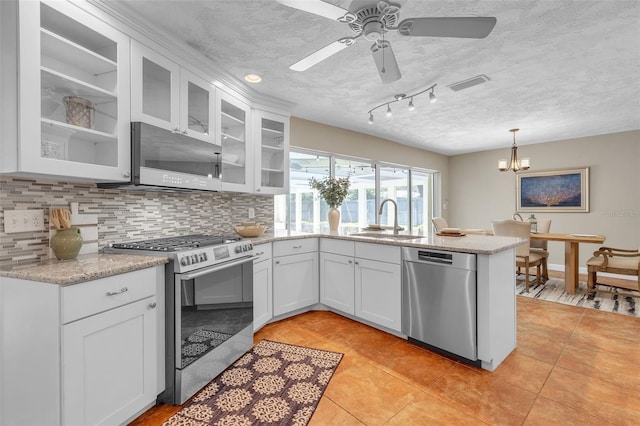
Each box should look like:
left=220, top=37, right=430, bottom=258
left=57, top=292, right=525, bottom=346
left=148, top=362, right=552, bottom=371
left=368, top=112, right=374, bottom=124
left=429, top=91, right=437, bottom=103
left=408, top=98, right=415, bottom=111
left=386, top=104, right=392, bottom=117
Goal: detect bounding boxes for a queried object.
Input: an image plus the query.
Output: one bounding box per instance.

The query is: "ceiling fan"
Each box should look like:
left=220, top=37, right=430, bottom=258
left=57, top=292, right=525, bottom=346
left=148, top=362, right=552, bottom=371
left=276, top=0, right=497, bottom=84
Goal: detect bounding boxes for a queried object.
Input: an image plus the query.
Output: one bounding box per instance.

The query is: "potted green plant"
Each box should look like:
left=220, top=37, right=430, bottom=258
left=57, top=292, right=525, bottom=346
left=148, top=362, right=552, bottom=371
left=309, top=176, right=351, bottom=230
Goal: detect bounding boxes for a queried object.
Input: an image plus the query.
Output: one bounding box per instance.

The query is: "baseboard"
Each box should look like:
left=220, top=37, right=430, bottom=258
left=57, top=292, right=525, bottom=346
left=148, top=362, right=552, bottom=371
left=548, top=263, right=636, bottom=281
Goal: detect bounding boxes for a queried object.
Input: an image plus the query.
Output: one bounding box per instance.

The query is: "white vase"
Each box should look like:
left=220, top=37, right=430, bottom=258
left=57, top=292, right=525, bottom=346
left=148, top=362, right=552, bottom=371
left=328, top=208, right=340, bottom=231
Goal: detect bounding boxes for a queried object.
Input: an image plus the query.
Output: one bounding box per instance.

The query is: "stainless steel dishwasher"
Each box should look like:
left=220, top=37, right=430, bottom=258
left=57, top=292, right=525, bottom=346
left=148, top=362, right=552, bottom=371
left=402, top=247, right=478, bottom=364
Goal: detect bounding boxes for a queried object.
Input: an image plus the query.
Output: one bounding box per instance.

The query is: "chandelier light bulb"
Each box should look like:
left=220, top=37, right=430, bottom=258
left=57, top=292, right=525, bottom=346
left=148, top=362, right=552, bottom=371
left=408, top=98, right=415, bottom=111
left=386, top=104, right=392, bottom=117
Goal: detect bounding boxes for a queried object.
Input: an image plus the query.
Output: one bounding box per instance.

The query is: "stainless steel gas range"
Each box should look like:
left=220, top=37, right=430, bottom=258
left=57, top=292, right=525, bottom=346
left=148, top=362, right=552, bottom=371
left=107, top=234, right=255, bottom=405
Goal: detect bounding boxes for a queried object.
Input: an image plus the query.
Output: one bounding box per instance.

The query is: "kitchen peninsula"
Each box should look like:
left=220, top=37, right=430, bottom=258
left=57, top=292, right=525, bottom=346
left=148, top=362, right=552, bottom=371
left=253, top=229, right=524, bottom=372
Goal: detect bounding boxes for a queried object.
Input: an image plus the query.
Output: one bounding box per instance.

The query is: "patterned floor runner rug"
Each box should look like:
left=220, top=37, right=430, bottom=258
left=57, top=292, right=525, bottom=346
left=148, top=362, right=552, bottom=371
left=516, top=277, right=639, bottom=317
left=164, top=340, right=343, bottom=425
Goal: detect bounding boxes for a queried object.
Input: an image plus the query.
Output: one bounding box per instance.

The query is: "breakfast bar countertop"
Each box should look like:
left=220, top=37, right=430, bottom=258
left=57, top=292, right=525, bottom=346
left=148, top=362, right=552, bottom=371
left=0, top=253, right=169, bottom=286
left=251, top=229, right=525, bottom=255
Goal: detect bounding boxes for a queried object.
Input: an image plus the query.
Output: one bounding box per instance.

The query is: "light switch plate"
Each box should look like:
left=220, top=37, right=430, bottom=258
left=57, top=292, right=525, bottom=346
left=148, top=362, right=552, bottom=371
left=4, top=210, right=45, bottom=233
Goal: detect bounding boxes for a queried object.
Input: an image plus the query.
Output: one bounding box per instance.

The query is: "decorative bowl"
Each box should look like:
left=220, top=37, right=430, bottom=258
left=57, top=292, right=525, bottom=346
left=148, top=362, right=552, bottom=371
left=234, top=224, right=266, bottom=238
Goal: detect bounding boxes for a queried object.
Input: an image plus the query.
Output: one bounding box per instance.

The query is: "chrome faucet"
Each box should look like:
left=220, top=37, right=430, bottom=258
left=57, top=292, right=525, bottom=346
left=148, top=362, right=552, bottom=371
left=378, top=199, right=399, bottom=234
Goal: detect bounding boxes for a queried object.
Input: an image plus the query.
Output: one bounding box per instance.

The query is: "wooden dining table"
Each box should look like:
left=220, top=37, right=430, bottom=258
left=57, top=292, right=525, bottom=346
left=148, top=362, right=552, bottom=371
left=530, top=233, right=606, bottom=294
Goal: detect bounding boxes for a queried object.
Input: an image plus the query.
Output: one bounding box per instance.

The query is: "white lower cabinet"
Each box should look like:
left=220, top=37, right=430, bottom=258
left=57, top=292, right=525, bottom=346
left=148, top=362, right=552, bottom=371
left=253, top=243, right=273, bottom=331
left=354, top=242, right=402, bottom=332
left=319, top=239, right=355, bottom=315
left=0, top=265, right=163, bottom=426
left=354, top=257, right=402, bottom=332
left=62, top=297, right=157, bottom=426
left=319, top=239, right=401, bottom=332
left=272, top=239, right=319, bottom=316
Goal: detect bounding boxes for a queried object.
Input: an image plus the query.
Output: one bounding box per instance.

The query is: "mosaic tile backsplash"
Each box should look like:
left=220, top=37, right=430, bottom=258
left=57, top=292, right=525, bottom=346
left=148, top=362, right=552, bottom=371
left=0, top=177, right=274, bottom=266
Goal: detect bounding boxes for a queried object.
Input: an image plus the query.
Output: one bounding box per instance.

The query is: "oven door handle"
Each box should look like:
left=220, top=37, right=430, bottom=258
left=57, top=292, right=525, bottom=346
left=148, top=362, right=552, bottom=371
left=176, top=255, right=255, bottom=280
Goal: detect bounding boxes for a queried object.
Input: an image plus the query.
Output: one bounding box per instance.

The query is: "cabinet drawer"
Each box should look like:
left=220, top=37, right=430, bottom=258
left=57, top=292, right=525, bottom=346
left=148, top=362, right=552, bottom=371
left=320, top=238, right=354, bottom=256
left=273, top=238, right=318, bottom=257
left=62, top=267, right=158, bottom=324
left=253, top=242, right=272, bottom=263
left=355, top=242, right=401, bottom=264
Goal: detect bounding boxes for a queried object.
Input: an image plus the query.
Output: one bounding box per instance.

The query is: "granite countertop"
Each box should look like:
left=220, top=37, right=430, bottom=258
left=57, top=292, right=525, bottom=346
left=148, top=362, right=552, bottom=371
left=1, top=230, right=521, bottom=286
left=0, top=253, right=168, bottom=286
left=251, top=229, right=525, bottom=255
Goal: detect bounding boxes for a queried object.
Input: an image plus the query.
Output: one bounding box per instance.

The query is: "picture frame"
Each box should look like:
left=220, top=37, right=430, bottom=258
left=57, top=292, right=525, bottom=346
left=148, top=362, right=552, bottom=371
left=516, top=167, right=589, bottom=213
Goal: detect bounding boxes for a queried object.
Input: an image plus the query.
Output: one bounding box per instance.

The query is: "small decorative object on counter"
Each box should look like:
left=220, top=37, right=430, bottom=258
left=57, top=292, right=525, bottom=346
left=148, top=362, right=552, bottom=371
left=527, top=214, right=538, bottom=233
left=309, top=176, right=351, bottom=231
left=234, top=224, right=267, bottom=238
left=49, top=208, right=82, bottom=260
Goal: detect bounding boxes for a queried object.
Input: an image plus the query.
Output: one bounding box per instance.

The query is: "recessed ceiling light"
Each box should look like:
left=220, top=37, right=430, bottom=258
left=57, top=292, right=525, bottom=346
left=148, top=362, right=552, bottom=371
left=244, top=74, right=262, bottom=84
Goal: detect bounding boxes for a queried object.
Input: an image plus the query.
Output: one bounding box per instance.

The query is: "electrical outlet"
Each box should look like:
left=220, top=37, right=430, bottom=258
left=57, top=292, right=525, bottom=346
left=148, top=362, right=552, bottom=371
left=248, top=207, right=255, bottom=219
left=4, top=209, right=45, bottom=233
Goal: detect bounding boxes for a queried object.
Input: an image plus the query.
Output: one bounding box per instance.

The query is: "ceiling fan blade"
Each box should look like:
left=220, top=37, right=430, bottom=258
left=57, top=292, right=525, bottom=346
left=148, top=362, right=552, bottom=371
left=371, top=41, right=401, bottom=84
left=276, top=0, right=351, bottom=21
left=290, top=38, right=353, bottom=71
left=397, top=17, right=497, bottom=38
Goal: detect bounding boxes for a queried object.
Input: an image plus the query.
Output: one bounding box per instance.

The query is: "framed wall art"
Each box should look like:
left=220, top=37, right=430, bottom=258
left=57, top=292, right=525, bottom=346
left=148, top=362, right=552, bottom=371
left=516, top=167, right=589, bottom=213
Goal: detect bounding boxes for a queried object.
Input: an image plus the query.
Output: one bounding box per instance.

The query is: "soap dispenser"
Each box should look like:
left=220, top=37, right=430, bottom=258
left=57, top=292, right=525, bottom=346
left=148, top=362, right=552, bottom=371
left=527, top=214, right=538, bottom=234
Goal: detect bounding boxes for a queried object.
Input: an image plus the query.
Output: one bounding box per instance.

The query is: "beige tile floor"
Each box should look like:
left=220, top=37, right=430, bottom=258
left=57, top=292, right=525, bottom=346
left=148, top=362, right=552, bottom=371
left=131, top=278, right=640, bottom=425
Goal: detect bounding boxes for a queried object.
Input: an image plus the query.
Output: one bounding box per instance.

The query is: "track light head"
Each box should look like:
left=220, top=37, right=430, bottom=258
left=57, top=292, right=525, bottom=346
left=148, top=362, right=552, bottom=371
left=368, top=112, right=374, bottom=124
left=386, top=104, right=392, bottom=117
left=429, top=90, right=437, bottom=103
left=408, top=97, right=415, bottom=111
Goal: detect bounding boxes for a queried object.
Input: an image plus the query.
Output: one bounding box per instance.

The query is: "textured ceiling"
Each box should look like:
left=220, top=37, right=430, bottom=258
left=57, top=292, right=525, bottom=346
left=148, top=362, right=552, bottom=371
left=106, top=0, right=640, bottom=155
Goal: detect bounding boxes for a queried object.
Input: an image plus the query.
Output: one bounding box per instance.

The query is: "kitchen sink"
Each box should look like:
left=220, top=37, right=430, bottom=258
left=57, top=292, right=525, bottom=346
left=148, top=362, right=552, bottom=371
left=350, top=232, right=423, bottom=240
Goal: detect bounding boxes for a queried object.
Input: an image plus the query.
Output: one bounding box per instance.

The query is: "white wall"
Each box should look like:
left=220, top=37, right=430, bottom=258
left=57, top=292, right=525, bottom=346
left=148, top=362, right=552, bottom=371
left=449, top=130, right=640, bottom=267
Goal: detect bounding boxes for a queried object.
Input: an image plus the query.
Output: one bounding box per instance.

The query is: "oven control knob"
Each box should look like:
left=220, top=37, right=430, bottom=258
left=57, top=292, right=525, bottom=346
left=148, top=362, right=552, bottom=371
left=235, top=246, right=242, bottom=254
left=191, top=254, right=198, bottom=264
left=199, top=252, right=207, bottom=262
left=180, top=256, right=189, bottom=266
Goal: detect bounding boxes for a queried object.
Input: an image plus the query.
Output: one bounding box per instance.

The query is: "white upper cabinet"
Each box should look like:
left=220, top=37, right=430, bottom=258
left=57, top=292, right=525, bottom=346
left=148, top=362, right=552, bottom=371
left=131, top=41, right=216, bottom=145
left=13, top=0, right=131, bottom=181
left=254, top=110, right=290, bottom=195
left=217, top=89, right=252, bottom=192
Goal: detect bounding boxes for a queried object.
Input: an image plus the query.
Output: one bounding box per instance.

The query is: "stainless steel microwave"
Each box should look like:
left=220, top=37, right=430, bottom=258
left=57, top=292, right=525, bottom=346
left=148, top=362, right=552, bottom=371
left=99, top=122, right=222, bottom=192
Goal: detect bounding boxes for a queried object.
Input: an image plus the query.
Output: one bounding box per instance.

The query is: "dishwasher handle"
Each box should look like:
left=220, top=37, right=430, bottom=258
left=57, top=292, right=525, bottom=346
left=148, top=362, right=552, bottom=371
left=417, top=250, right=453, bottom=265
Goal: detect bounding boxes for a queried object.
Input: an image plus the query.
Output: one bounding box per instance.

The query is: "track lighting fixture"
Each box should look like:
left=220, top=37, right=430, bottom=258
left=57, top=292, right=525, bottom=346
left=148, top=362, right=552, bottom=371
left=367, top=83, right=437, bottom=122
left=498, top=128, right=530, bottom=172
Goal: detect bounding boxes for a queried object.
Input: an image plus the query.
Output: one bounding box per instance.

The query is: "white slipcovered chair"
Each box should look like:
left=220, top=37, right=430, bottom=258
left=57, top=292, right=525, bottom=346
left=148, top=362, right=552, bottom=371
left=491, top=219, right=544, bottom=292
left=432, top=217, right=448, bottom=232
left=529, top=219, right=551, bottom=281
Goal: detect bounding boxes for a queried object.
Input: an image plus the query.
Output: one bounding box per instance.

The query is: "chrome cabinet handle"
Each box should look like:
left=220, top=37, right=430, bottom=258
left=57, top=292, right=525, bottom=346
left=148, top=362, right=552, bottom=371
left=293, top=245, right=302, bottom=249
left=122, top=171, right=130, bottom=178
left=149, top=302, right=157, bottom=309
left=256, top=251, right=264, bottom=256
left=106, top=287, right=128, bottom=296
left=172, top=127, right=180, bottom=133
left=354, top=261, right=359, bottom=265
left=348, top=260, right=353, bottom=264
left=275, top=260, right=280, bottom=264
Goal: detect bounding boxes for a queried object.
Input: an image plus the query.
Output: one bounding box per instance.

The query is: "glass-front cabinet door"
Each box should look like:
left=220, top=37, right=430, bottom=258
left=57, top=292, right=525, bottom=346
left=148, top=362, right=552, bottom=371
left=254, top=110, right=289, bottom=195
left=16, top=0, right=131, bottom=181
left=132, top=42, right=216, bottom=144
left=131, top=40, right=179, bottom=132
left=180, top=70, right=215, bottom=143
left=216, top=89, right=252, bottom=192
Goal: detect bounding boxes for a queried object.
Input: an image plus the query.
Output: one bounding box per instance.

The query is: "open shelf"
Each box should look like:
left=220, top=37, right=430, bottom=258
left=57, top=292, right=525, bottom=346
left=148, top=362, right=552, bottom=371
left=41, top=28, right=116, bottom=76
left=41, top=67, right=116, bottom=102
left=41, top=118, right=116, bottom=143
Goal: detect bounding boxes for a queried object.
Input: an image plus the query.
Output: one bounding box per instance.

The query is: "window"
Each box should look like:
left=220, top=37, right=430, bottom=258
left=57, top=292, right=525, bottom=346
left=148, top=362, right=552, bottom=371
left=275, top=149, right=437, bottom=233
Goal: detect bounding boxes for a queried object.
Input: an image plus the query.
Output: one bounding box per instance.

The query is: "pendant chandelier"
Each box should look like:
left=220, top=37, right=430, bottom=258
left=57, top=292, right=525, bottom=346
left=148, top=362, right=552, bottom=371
left=498, top=128, right=530, bottom=172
